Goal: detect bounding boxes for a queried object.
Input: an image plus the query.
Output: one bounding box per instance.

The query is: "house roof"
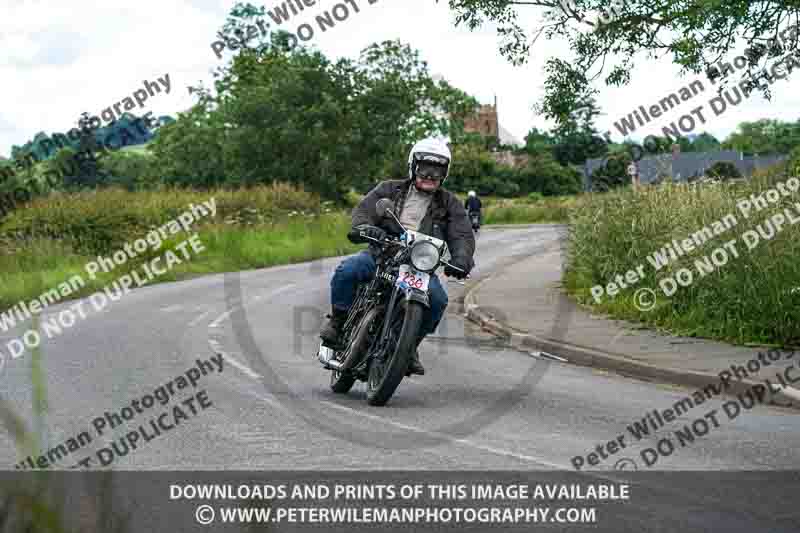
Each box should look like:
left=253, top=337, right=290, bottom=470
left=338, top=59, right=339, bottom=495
left=582, top=150, right=789, bottom=188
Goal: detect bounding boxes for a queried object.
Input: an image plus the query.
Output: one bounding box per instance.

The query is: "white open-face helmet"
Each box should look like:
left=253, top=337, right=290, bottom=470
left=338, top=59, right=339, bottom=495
left=468, top=190, right=476, bottom=197
left=408, top=137, right=451, bottom=184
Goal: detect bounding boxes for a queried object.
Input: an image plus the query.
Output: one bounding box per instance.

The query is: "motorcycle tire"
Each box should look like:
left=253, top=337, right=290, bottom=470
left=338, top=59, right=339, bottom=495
left=366, top=300, right=424, bottom=406
left=330, top=308, right=378, bottom=393
left=330, top=366, right=357, bottom=394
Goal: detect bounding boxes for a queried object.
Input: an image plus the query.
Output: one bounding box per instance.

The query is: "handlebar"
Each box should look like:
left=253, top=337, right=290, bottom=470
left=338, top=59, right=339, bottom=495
left=359, top=231, right=470, bottom=279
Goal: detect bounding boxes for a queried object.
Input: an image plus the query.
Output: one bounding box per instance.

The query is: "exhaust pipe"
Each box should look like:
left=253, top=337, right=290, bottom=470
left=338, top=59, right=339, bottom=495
left=326, top=359, right=344, bottom=371
left=318, top=344, right=343, bottom=371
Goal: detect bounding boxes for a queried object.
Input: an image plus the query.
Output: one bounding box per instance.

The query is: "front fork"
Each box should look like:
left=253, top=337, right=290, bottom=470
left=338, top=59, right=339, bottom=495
left=373, top=283, right=430, bottom=364
left=375, top=284, right=402, bottom=362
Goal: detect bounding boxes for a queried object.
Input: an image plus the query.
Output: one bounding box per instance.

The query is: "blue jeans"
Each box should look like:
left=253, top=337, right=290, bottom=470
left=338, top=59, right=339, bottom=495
left=331, top=251, right=448, bottom=337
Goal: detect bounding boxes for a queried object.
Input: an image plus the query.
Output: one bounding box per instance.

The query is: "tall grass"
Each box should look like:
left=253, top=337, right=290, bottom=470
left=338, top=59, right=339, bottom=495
left=0, top=216, right=361, bottom=313
left=0, top=183, right=321, bottom=255
left=482, top=195, right=582, bottom=224
left=565, top=175, right=800, bottom=346
left=0, top=185, right=362, bottom=313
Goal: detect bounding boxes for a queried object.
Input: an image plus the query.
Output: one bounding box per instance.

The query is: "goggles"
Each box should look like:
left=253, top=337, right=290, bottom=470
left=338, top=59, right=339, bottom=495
left=415, top=161, right=448, bottom=180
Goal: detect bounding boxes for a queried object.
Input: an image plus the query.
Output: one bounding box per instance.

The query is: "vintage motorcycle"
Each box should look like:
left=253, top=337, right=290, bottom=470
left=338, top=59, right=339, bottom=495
left=316, top=198, right=465, bottom=406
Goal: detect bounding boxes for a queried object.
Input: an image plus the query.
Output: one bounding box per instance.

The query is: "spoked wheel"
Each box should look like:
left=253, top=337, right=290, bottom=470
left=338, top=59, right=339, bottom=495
left=366, top=300, right=424, bottom=406
left=330, top=308, right=378, bottom=394
left=330, top=368, right=357, bottom=394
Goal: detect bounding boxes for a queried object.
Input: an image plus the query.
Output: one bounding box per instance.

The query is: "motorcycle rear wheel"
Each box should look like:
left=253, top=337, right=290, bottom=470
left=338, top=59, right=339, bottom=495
left=366, top=300, right=424, bottom=406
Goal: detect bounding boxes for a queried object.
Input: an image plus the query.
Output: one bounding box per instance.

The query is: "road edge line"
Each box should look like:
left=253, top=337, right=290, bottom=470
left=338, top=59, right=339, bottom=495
left=462, top=257, right=800, bottom=412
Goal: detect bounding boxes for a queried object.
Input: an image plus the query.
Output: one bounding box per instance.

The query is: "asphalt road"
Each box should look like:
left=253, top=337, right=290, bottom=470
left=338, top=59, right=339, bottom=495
left=0, top=225, right=798, bottom=530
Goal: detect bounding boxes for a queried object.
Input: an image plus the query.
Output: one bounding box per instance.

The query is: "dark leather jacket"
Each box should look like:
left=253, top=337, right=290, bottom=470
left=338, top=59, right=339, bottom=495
left=348, top=179, right=476, bottom=271
left=465, top=196, right=482, bottom=212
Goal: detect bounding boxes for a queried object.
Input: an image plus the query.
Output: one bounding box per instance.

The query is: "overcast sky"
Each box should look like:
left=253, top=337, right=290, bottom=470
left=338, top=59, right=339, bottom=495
left=2, top=0, right=799, bottom=157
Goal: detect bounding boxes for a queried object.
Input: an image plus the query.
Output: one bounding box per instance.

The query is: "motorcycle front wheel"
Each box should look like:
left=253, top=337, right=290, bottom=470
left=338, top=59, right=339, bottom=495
left=366, top=300, right=424, bottom=406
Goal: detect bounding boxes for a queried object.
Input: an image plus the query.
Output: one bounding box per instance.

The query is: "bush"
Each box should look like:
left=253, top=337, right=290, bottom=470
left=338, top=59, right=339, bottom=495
left=513, top=153, right=583, bottom=196
left=705, top=161, right=742, bottom=181
left=526, top=192, right=544, bottom=203
left=589, top=152, right=632, bottom=192
left=788, top=145, right=800, bottom=176
left=565, top=178, right=800, bottom=345
left=98, top=149, right=159, bottom=191
left=0, top=183, right=321, bottom=256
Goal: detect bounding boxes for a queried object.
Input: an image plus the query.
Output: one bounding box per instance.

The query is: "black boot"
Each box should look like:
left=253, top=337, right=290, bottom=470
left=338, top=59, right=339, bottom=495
left=320, top=306, right=348, bottom=347
left=407, top=336, right=425, bottom=376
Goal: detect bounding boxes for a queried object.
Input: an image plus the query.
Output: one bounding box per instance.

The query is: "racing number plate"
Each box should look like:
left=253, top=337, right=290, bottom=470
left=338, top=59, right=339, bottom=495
left=397, top=264, right=430, bottom=291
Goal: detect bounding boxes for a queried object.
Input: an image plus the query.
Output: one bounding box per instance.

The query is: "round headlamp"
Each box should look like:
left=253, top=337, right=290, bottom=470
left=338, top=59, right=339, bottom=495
left=410, top=241, right=440, bottom=272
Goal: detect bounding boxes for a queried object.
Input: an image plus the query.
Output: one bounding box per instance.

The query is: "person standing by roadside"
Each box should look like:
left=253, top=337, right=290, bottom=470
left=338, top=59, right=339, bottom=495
left=627, top=162, right=640, bottom=190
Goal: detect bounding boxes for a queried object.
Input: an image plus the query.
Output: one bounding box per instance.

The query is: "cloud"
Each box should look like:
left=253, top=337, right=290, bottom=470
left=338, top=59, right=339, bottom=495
left=2, top=30, right=86, bottom=68
left=1, top=0, right=798, bottom=156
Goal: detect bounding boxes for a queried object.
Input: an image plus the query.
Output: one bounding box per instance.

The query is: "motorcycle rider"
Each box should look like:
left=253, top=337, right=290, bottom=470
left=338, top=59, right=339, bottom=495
left=319, top=137, right=476, bottom=375
left=464, top=190, right=482, bottom=227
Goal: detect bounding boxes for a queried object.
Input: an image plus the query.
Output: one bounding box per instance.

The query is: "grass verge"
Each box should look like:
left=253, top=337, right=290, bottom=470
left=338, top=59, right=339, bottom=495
left=564, top=176, right=800, bottom=346
left=482, top=195, right=580, bottom=224
left=0, top=184, right=582, bottom=314
left=0, top=185, right=362, bottom=313
left=0, top=215, right=362, bottom=313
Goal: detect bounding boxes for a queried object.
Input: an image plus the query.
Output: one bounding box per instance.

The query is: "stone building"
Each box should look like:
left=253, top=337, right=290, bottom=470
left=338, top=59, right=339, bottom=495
left=463, top=97, right=500, bottom=141
left=461, top=96, right=527, bottom=168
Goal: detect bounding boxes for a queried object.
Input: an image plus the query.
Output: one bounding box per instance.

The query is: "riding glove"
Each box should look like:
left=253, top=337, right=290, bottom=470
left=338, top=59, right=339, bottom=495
left=444, top=257, right=471, bottom=279
left=348, top=224, right=387, bottom=244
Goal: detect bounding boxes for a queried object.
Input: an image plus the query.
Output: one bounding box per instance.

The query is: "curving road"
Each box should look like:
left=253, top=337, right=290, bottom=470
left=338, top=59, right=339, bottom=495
left=1, top=226, right=799, bottom=530
left=2, top=224, right=799, bottom=469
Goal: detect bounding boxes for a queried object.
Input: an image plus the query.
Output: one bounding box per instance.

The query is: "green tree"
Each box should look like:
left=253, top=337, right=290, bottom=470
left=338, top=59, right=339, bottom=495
left=692, top=132, right=722, bottom=153
left=98, top=150, right=158, bottom=191
left=551, top=96, right=607, bottom=165
left=448, top=140, right=498, bottom=195
left=522, top=127, right=555, bottom=157
left=519, top=152, right=583, bottom=195
left=216, top=2, right=273, bottom=56
left=722, top=119, right=800, bottom=155
left=151, top=13, right=477, bottom=201
left=439, top=0, right=799, bottom=125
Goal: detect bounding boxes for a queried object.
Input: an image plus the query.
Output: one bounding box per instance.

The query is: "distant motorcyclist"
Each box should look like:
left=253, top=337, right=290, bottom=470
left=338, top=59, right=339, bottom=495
left=465, top=190, right=482, bottom=228
left=319, top=137, right=476, bottom=375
